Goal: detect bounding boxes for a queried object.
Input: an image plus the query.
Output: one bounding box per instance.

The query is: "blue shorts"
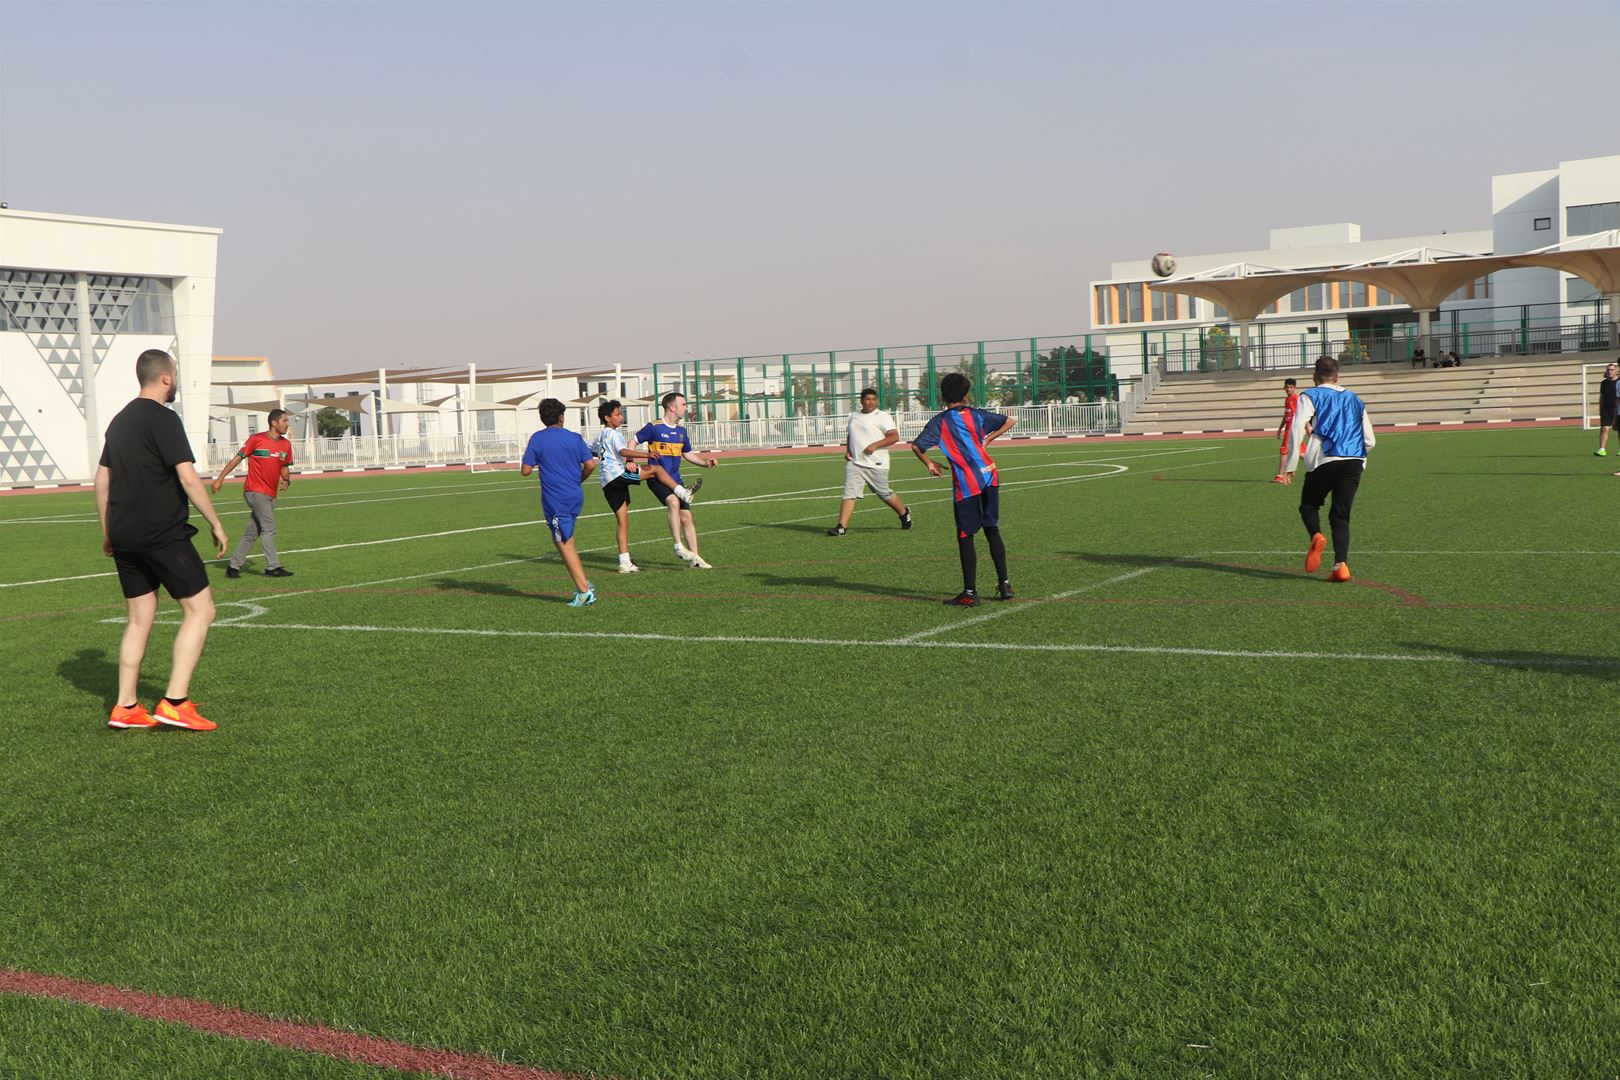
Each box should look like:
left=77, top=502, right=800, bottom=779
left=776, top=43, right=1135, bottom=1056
left=543, top=504, right=581, bottom=544
left=952, top=486, right=1000, bottom=538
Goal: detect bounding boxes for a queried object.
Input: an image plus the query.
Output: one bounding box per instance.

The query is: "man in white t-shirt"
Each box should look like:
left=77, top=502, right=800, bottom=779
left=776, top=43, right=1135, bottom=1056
left=828, top=388, right=912, bottom=536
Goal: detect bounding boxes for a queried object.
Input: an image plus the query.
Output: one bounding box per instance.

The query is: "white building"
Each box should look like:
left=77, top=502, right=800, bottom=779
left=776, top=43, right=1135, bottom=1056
left=0, top=208, right=221, bottom=485
left=1090, top=153, right=1620, bottom=372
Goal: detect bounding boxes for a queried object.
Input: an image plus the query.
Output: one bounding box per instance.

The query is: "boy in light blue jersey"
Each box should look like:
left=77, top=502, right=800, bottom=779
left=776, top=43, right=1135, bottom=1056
left=520, top=398, right=598, bottom=606
left=1283, top=355, right=1376, bottom=583
left=590, top=399, right=699, bottom=574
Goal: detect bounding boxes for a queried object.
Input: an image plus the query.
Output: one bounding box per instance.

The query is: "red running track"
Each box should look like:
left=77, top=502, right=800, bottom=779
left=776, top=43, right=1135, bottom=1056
left=0, top=967, right=597, bottom=1080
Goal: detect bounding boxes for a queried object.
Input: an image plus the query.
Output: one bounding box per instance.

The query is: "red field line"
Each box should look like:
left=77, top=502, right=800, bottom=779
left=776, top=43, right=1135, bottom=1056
left=0, top=967, right=593, bottom=1080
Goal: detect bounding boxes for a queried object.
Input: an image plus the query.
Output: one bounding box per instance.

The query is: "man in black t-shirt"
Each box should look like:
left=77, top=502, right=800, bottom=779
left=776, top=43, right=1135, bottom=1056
left=1596, top=362, right=1618, bottom=458
left=95, top=349, right=230, bottom=732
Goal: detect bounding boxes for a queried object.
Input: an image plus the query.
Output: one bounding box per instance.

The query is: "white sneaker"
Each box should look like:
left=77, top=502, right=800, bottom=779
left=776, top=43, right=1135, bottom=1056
left=689, top=554, right=714, bottom=570
left=674, top=543, right=693, bottom=562
left=617, top=561, right=641, bottom=574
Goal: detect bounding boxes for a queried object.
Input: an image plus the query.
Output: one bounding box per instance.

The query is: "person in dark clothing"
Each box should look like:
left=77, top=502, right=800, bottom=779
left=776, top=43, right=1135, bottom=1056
left=96, top=350, right=229, bottom=731
left=1282, top=356, right=1376, bottom=583
left=1597, top=362, right=1618, bottom=458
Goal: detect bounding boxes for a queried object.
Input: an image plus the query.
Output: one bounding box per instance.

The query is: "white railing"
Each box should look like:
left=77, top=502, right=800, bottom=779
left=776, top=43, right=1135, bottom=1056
left=206, top=402, right=1131, bottom=474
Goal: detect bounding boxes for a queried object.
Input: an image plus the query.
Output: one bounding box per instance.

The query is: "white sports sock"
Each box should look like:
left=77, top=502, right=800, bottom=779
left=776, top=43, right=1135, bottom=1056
left=619, top=552, right=632, bottom=565
left=674, top=484, right=691, bottom=501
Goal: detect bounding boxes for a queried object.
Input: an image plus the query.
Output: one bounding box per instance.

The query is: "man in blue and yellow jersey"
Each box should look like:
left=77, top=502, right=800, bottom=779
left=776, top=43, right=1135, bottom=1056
left=632, top=391, right=718, bottom=568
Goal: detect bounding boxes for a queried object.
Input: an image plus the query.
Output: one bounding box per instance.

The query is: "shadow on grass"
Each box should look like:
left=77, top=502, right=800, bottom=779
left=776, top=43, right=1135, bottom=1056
left=1396, top=642, right=1620, bottom=680
left=57, top=647, right=163, bottom=711
left=745, top=570, right=938, bottom=601
left=1149, top=476, right=1265, bottom=483
left=757, top=522, right=839, bottom=536
left=432, top=577, right=553, bottom=601
left=1067, top=551, right=1302, bottom=583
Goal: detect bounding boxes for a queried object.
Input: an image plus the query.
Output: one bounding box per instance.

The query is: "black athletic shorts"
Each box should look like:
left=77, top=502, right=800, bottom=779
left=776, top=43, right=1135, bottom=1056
left=952, top=486, right=1000, bottom=538
left=602, top=475, right=637, bottom=511
left=1603, top=406, right=1618, bottom=429
left=113, top=535, right=210, bottom=600
left=646, top=476, right=690, bottom=510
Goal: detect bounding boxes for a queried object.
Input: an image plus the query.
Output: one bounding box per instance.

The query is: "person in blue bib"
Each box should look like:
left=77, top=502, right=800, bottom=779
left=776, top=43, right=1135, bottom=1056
left=520, top=398, right=599, bottom=606
left=1282, top=355, right=1376, bottom=583
left=631, top=390, right=718, bottom=569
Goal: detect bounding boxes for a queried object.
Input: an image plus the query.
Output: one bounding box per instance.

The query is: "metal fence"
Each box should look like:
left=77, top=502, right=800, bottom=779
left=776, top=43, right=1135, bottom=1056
left=210, top=398, right=1140, bottom=474
left=1157, top=300, right=1614, bottom=374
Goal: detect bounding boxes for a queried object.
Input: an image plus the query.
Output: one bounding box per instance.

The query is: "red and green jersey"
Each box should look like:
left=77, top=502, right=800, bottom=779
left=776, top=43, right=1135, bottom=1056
left=240, top=433, right=292, bottom=496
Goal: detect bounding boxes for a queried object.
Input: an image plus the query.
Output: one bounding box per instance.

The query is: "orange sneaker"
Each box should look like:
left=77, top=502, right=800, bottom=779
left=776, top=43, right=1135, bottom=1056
left=1330, top=563, right=1352, bottom=583
left=153, top=699, right=217, bottom=732
left=1304, top=532, right=1327, bottom=573
left=107, top=703, right=158, bottom=730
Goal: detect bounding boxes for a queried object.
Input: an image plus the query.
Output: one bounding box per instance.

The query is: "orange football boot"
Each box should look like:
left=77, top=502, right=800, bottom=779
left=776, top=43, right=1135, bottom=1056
left=107, top=703, right=158, bottom=730
left=1330, top=563, right=1352, bottom=583
left=1304, top=532, right=1327, bottom=573
left=153, top=699, right=217, bottom=732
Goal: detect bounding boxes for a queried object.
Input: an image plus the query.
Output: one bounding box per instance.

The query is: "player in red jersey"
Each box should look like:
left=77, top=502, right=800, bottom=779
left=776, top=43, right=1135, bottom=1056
left=1272, top=378, right=1301, bottom=484
left=211, top=408, right=295, bottom=577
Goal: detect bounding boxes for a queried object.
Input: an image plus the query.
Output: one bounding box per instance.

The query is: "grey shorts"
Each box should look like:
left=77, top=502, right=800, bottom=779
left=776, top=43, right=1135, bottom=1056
left=842, top=461, right=893, bottom=500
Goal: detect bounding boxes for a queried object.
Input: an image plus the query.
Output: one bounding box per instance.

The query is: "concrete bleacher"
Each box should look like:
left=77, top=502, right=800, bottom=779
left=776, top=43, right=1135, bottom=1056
left=1123, top=352, right=1617, bottom=435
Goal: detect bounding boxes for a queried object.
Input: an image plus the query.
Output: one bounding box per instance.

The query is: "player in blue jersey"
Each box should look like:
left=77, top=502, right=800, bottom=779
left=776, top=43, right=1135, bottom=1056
left=520, top=398, right=599, bottom=605
left=590, top=399, right=701, bottom=574
left=1283, top=355, right=1376, bottom=583
left=631, top=391, right=718, bottom=569
left=911, top=372, right=1017, bottom=606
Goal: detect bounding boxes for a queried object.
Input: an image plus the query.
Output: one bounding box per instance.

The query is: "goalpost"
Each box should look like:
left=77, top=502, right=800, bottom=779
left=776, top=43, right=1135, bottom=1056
left=1581, top=362, right=1615, bottom=430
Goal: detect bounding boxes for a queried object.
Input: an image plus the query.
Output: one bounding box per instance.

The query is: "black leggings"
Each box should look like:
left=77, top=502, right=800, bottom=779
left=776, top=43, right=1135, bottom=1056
left=1299, top=459, right=1364, bottom=565
left=958, top=526, right=1009, bottom=592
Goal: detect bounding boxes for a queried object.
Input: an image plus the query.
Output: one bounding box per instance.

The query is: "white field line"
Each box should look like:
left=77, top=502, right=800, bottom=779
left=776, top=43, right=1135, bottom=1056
left=708, top=444, right=1220, bottom=466
left=705, top=446, right=1215, bottom=505
left=6, top=455, right=1142, bottom=590
left=0, top=478, right=531, bottom=526
left=105, top=463, right=1167, bottom=621
left=1205, top=550, right=1620, bottom=556
left=2, top=447, right=1209, bottom=526
left=886, top=449, right=1278, bottom=644
left=892, top=562, right=1181, bottom=645
left=188, top=621, right=1620, bottom=670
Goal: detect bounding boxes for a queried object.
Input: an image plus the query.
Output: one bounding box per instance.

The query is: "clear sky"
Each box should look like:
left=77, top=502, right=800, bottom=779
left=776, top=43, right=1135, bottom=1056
left=1, top=0, right=1616, bottom=378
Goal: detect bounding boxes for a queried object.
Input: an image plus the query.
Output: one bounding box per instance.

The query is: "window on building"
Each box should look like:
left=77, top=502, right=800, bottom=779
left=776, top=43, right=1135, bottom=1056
left=1568, top=277, right=1599, bottom=303
left=1125, top=282, right=1144, bottom=323
left=1533, top=217, right=1552, bottom=231
left=1567, top=202, right=1620, bottom=236
left=1150, top=289, right=1177, bottom=321
left=1345, top=282, right=1368, bottom=308
left=1288, top=288, right=1307, bottom=313
left=1306, top=283, right=1326, bottom=311
left=1094, top=285, right=1112, bottom=326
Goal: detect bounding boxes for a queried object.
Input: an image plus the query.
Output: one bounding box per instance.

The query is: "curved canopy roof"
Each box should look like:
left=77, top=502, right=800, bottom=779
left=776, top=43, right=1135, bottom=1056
left=1151, top=233, right=1620, bottom=320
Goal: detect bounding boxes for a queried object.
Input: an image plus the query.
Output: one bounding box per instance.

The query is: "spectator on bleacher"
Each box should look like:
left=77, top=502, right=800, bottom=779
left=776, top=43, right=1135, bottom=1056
left=1411, top=348, right=1427, bottom=368
left=1597, top=362, right=1618, bottom=458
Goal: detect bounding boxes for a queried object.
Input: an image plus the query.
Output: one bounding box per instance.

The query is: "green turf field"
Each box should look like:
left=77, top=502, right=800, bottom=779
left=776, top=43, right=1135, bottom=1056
left=2, top=427, right=1616, bottom=1078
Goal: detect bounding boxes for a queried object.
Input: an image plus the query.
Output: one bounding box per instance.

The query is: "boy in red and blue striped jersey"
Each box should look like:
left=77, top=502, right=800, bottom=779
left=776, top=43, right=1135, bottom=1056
left=911, top=372, right=1017, bottom=606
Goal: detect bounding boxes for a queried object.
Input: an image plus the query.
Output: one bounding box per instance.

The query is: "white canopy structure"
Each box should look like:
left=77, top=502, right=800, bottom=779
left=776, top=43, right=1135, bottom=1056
left=1152, top=235, right=1620, bottom=362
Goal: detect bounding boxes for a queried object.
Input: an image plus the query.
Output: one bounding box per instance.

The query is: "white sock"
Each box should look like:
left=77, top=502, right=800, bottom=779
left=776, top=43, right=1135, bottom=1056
left=619, top=552, right=632, bottom=565
left=674, top=484, right=691, bottom=501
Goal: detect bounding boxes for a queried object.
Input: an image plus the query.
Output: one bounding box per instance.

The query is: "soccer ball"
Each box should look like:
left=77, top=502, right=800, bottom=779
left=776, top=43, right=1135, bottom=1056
left=1151, top=252, right=1177, bottom=278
